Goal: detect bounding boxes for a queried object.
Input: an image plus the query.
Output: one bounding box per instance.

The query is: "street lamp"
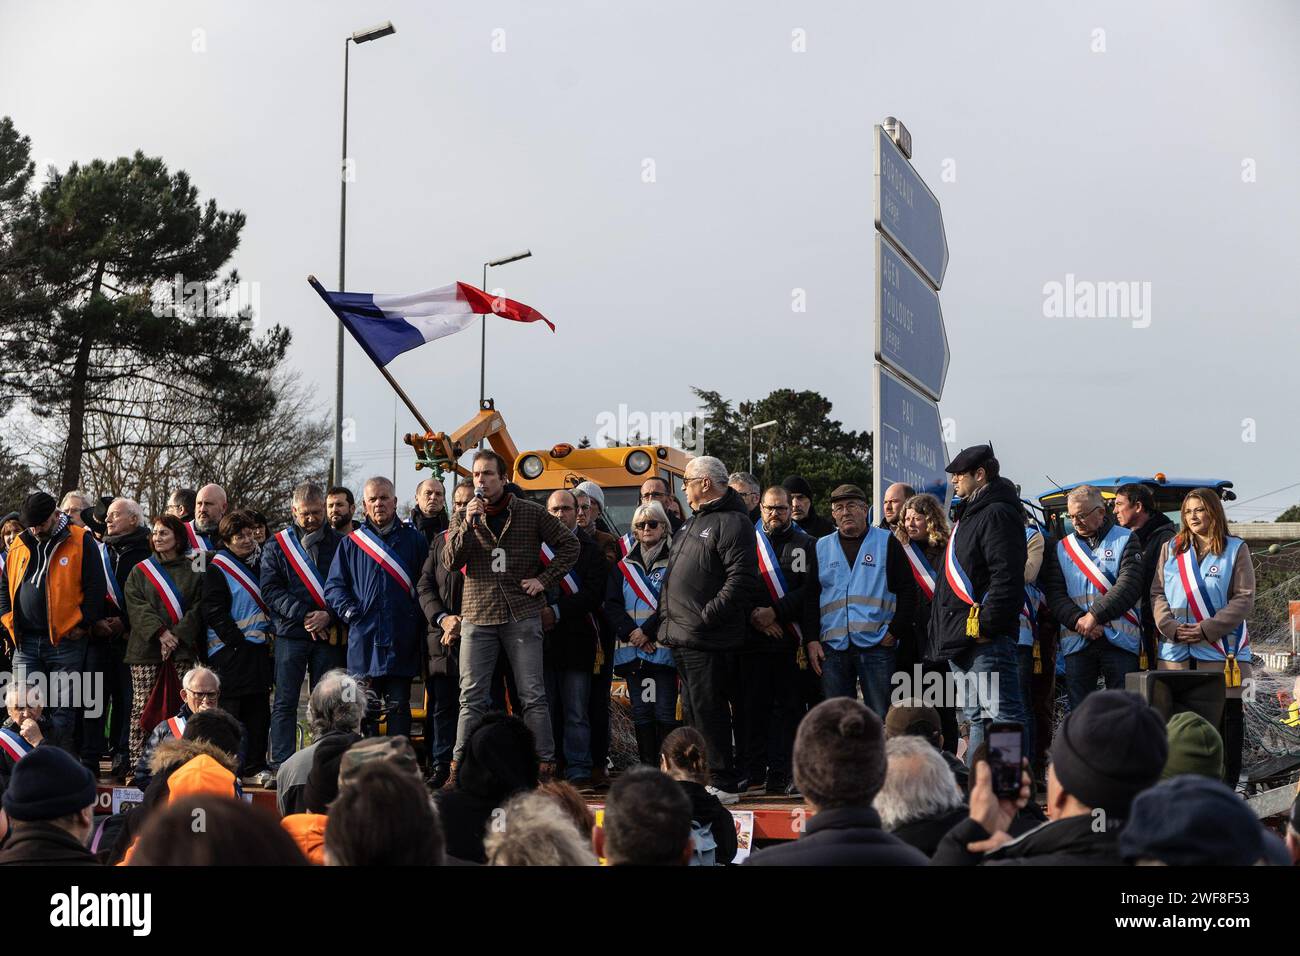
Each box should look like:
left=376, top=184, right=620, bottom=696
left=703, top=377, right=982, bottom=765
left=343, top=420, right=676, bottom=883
left=334, top=20, right=397, bottom=487
left=750, top=419, right=778, bottom=475
left=479, top=249, right=533, bottom=407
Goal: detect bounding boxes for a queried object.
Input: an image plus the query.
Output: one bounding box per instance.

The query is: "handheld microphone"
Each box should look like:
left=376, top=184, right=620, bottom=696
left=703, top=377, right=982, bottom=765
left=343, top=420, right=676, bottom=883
left=473, top=488, right=485, bottom=527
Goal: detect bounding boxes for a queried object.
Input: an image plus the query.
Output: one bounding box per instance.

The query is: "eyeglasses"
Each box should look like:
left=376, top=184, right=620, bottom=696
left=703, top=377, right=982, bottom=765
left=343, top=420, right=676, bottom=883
left=186, top=690, right=219, bottom=701
left=634, top=521, right=662, bottom=530
left=682, top=477, right=706, bottom=486
left=1067, top=505, right=1102, bottom=523
left=1185, top=507, right=1209, bottom=518
left=761, top=505, right=790, bottom=513
left=640, top=492, right=668, bottom=501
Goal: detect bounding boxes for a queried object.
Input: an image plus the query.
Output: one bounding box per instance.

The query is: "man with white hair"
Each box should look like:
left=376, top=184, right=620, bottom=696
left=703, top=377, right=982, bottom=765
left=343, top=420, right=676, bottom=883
left=133, top=664, right=226, bottom=789
left=325, top=476, right=429, bottom=740
left=875, top=734, right=968, bottom=856
left=84, top=497, right=152, bottom=779
left=1040, top=484, right=1146, bottom=707
left=58, top=491, right=91, bottom=528
left=187, top=483, right=228, bottom=552
left=641, top=455, right=759, bottom=805
left=277, top=668, right=365, bottom=815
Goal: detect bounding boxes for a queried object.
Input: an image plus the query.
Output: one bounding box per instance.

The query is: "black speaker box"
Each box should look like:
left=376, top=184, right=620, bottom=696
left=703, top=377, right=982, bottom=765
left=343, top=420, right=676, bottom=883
left=1124, top=670, right=1225, bottom=727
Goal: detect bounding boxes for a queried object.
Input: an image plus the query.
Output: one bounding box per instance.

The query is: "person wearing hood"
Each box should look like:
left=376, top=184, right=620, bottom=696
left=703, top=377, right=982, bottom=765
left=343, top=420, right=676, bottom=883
left=927, top=446, right=1031, bottom=763
left=1040, top=484, right=1146, bottom=708
left=0, top=491, right=107, bottom=757
left=642, top=456, right=760, bottom=806
left=434, top=712, right=539, bottom=863
left=200, top=509, right=274, bottom=787
left=781, top=475, right=835, bottom=539
left=83, top=497, right=151, bottom=780
left=1113, top=482, right=1175, bottom=668
left=933, top=690, right=1167, bottom=865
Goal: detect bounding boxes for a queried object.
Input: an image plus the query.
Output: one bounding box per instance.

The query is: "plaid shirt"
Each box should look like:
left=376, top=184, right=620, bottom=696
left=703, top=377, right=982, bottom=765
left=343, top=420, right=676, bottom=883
left=444, top=495, right=580, bottom=625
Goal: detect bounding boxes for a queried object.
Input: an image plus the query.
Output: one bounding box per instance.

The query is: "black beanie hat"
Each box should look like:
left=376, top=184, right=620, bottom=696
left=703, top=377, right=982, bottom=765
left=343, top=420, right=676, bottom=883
left=781, top=475, right=814, bottom=499
left=2, top=746, right=97, bottom=821
left=304, top=732, right=363, bottom=812
left=18, top=492, right=56, bottom=529
left=1050, top=690, right=1167, bottom=814
left=793, top=697, right=887, bottom=809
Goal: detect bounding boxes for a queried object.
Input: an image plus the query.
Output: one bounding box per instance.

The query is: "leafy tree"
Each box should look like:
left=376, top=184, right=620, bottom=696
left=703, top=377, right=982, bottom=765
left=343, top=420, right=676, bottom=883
left=0, top=440, right=39, bottom=512
left=0, top=121, right=289, bottom=495
left=1276, top=503, right=1300, bottom=523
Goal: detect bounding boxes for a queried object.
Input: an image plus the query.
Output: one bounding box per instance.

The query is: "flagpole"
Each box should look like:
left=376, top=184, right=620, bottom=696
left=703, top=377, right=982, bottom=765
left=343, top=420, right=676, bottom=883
left=307, top=275, right=435, bottom=436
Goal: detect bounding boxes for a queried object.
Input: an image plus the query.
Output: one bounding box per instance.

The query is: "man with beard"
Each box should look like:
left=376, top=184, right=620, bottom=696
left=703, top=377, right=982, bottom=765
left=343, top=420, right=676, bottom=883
left=782, top=475, right=835, bottom=539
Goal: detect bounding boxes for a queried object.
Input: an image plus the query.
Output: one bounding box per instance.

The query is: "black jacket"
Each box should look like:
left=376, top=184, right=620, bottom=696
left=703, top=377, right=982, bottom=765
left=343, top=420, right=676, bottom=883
left=1040, top=513, right=1145, bottom=635
left=200, top=551, right=272, bottom=696
left=260, top=525, right=342, bottom=643
left=417, top=530, right=463, bottom=678
left=542, top=528, right=606, bottom=672
left=678, top=779, right=738, bottom=864
left=928, top=478, right=1027, bottom=661
left=0, top=822, right=99, bottom=866
left=931, top=813, right=1122, bottom=866
left=100, top=526, right=151, bottom=632
left=412, top=508, right=449, bottom=544
left=746, top=806, right=929, bottom=866
left=645, top=488, right=760, bottom=652
left=1132, top=512, right=1175, bottom=641
left=891, top=805, right=968, bottom=857
left=743, top=522, right=819, bottom=653
left=799, top=511, right=836, bottom=539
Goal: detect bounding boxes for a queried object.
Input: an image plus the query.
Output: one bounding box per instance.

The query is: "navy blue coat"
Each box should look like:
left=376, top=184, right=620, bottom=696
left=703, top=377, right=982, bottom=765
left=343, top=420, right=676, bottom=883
left=325, top=519, right=429, bottom=678
left=260, top=525, right=343, bottom=642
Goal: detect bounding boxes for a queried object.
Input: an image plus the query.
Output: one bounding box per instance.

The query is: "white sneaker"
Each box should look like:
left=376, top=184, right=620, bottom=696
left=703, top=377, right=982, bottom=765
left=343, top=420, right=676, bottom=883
left=706, top=784, right=740, bottom=806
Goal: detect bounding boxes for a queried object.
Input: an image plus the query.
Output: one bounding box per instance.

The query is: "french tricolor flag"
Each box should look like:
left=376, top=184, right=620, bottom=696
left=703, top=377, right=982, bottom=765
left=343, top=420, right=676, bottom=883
left=309, top=276, right=555, bottom=367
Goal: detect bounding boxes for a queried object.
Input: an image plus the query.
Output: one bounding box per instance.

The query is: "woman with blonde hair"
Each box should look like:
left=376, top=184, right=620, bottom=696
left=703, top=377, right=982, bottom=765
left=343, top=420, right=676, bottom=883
left=894, top=494, right=958, bottom=755
left=1150, top=488, right=1254, bottom=789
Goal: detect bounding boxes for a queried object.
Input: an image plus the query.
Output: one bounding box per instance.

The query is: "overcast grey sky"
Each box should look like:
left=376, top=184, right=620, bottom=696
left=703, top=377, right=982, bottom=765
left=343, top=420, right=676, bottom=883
left=3, top=0, right=1297, bottom=515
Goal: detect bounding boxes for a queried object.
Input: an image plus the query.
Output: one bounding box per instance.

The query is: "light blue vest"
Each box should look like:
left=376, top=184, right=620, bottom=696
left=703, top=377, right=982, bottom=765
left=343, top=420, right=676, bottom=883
left=206, top=553, right=271, bottom=656
left=816, top=528, right=896, bottom=651
left=1158, top=537, right=1249, bottom=664
left=1019, top=527, right=1044, bottom=648
left=1057, top=524, right=1141, bottom=657
left=614, top=556, right=673, bottom=668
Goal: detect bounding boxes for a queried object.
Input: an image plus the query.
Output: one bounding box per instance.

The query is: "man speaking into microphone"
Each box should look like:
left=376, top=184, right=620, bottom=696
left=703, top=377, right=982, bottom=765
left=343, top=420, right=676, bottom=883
left=444, top=450, right=579, bottom=782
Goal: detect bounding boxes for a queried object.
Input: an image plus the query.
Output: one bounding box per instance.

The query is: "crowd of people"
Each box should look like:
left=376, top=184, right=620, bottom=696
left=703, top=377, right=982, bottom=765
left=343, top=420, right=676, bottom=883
left=0, top=442, right=1292, bottom=866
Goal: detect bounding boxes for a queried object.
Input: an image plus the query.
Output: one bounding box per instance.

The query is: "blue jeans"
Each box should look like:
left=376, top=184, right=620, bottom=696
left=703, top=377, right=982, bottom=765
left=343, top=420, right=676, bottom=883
left=949, top=639, right=1029, bottom=766
left=456, top=616, right=553, bottom=763
left=820, top=643, right=896, bottom=718
left=621, top=660, right=679, bottom=727
left=271, top=637, right=346, bottom=766
left=14, top=633, right=89, bottom=755
left=1015, top=644, right=1036, bottom=765
left=545, top=664, right=592, bottom=780
left=1063, top=640, right=1139, bottom=709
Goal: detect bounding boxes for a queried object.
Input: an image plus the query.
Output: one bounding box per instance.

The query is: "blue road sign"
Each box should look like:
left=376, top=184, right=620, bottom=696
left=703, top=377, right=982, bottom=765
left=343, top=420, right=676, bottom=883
left=875, top=235, right=950, bottom=401
left=873, top=364, right=949, bottom=507
left=874, top=126, right=949, bottom=290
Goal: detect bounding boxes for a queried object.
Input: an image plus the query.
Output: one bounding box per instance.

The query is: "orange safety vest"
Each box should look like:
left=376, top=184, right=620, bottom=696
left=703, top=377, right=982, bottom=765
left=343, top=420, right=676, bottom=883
left=1, top=525, right=89, bottom=645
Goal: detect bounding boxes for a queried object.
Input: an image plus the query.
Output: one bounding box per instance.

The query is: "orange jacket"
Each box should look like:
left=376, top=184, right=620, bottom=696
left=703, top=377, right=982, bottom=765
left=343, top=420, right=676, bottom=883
left=281, top=813, right=327, bottom=864
left=1, top=524, right=95, bottom=645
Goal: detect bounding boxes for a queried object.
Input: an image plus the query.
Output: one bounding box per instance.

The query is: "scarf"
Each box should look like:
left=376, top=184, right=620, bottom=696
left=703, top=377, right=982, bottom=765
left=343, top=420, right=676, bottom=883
left=639, top=539, right=667, bottom=567
left=484, top=493, right=513, bottom=517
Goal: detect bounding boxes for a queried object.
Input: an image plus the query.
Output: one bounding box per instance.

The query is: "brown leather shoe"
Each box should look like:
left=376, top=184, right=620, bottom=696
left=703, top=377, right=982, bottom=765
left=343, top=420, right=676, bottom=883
left=440, top=761, right=458, bottom=791
left=538, top=761, right=557, bottom=783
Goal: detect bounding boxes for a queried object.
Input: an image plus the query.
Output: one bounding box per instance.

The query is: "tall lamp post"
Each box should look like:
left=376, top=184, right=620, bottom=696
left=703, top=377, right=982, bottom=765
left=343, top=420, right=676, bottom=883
left=479, top=249, right=533, bottom=410
left=334, top=19, right=397, bottom=487
left=750, top=419, right=778, bottom=475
